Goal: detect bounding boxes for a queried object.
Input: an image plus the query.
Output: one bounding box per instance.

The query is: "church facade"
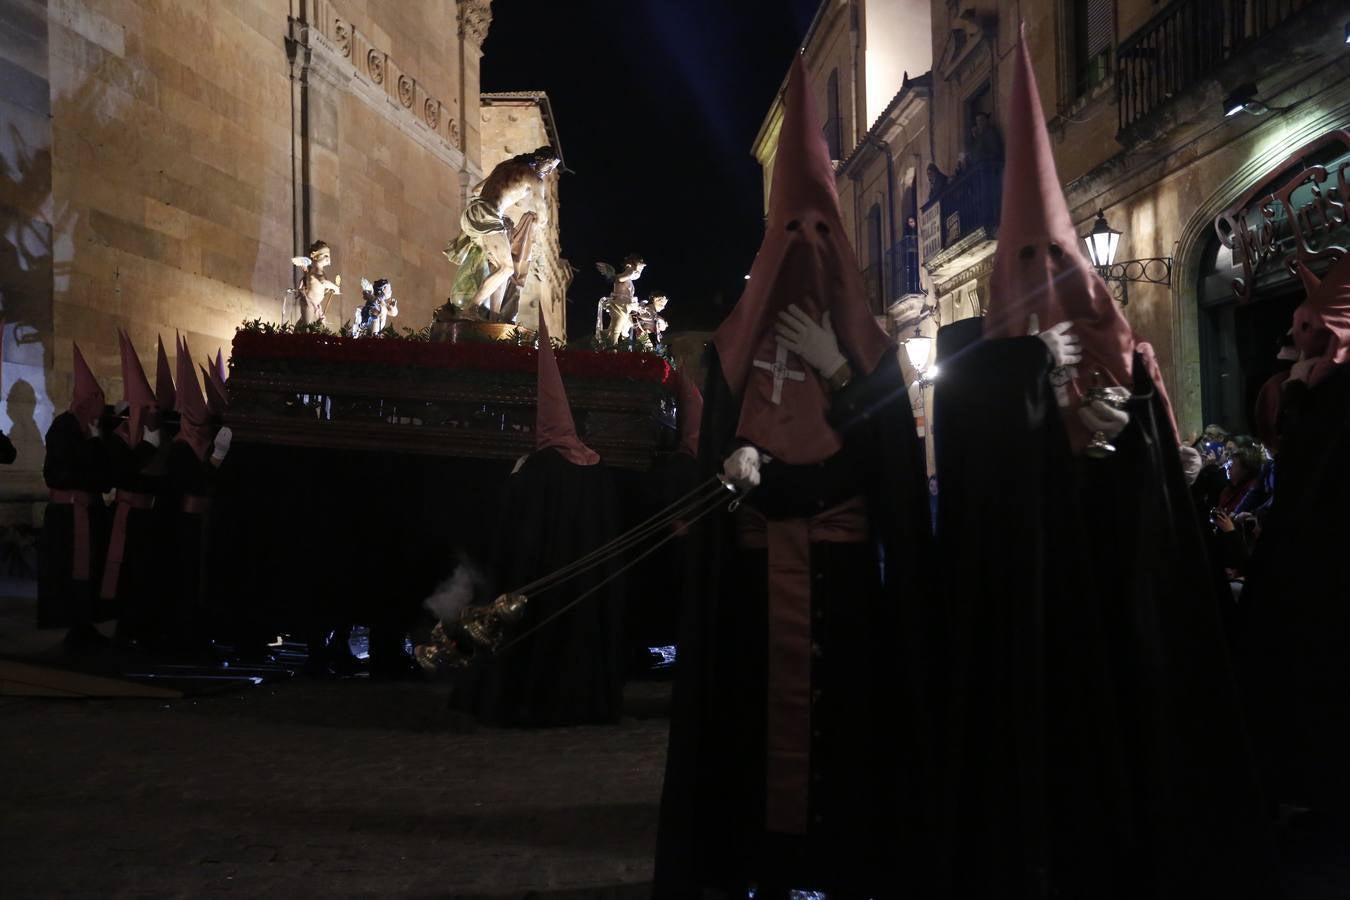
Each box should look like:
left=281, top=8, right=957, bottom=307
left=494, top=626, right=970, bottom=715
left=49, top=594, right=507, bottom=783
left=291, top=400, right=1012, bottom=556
left=0, top=0, right=494, bottom=499
left=758, top=0, right=1350, bottom=440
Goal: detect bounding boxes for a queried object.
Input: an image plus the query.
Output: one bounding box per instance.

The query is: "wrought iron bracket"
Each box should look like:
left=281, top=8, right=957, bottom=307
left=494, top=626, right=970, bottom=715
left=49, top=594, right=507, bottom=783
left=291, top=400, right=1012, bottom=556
left=1096, top=256, right=1173, bottom=305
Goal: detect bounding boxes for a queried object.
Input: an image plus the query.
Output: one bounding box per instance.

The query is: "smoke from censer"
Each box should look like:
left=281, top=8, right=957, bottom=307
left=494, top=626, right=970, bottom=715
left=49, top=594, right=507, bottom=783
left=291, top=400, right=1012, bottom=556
left=423, top=552, right=489, bottom=621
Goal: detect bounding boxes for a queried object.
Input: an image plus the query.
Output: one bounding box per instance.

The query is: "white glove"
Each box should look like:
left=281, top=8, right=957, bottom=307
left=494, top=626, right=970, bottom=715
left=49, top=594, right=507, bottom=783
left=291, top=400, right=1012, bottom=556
left=1028, top=315, right=1082, bottom=369
left=1178, top=445, right=1202, bottom=486
left=1078, top=399, right=1129, bottom=440
left=1288, top=356, right=1317, bottom=384
left=510, top=454, right=528, bottom=475
left=775, top=305, right=847, bottom=378
left=211, top=425, right=233, bottom=463
left=722, top=446, right=763, bottom=492
left=141, top=426, right=161, bottom=448
left=89, top=422, right=101, bottom=438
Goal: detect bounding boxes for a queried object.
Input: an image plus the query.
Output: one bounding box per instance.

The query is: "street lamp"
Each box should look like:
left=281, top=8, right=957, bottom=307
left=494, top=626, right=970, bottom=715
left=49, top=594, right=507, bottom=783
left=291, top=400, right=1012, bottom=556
left=1079, top=209, right=1173, bottom=305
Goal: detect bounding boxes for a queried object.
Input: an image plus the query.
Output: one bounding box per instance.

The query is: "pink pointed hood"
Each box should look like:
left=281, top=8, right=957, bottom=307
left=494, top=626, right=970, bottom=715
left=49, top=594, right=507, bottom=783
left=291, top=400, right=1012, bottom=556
left=116, top=330, right=157, bottom=445
left=535, top=316, right=599, bottom=466
left=213, top=349, right=228, bottom=385
left=984, top=26, right=1137, bottom=452
left=1291, top=252, right=1350, bottom=387
left=712, top=55, right=892, bottom=465
left=201, top=363, right=228, bottom=416
left=155, top=335, right=176, bottom=412
left=174, top=337, right=213, bottom=461
left=675, top=372, right=703, bottom=458
left=70, top=343, right=105, bottom=429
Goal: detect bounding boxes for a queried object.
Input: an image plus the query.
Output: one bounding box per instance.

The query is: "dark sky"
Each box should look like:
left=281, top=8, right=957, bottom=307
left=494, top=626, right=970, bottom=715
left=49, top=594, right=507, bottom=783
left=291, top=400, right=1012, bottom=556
left=480, top=0, right=820, bottom=338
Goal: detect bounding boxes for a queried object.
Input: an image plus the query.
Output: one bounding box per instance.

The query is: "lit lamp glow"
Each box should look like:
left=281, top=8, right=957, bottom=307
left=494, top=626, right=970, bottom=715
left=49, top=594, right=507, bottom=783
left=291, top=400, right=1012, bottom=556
left=1083, top=209, right=1121, bottom=269
left=904, top=335, right=933, bottom=375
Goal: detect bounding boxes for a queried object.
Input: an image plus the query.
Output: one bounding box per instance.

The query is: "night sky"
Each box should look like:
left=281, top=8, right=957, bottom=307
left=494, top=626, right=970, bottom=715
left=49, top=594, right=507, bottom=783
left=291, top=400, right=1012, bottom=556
left=481, top=0, right=821, bottom=338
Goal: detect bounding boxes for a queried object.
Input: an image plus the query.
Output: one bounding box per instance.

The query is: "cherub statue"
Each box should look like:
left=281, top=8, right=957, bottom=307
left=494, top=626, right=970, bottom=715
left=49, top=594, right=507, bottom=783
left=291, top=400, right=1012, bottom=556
left=443, top=146, right=560, bottom=321
left=283, top=239, right=341, bottom=326
left=354, top=278, right=398, bottom=338
left=632, top=292, right=670, bottom=349
left=594, top=254, right=646, bottom=344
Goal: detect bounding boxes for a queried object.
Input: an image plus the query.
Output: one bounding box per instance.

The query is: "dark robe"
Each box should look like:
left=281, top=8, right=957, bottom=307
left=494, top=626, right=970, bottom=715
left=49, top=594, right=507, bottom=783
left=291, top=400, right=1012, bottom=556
left=933, top=336, right=1273, bottom=899
left=38, top=412, right=113, bottom=628
left=101, top=430, right=164, bottom=641
left=1241, top=363, right=1350, bottom=813
left=162, top=441, right=219, bottom=644
left=0, top=430, right=16, bottom=465
left=449, top=447, right=625, bottom=726
left=654, top=349, right=933, bottom=897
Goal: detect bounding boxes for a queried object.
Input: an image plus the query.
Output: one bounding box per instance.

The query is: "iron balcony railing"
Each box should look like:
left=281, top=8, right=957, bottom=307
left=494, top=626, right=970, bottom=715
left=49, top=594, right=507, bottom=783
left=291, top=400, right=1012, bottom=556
left=918, top=160, right=1003, bottom=260
left=1117, top=0, right=1314, bottom=134
left=885, top=235, right=923, bottom=300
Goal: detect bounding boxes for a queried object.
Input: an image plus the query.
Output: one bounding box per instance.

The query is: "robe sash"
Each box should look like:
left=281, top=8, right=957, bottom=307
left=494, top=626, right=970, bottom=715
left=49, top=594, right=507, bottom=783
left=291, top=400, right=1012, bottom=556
left=736, top=495, right=869, bottom=834
left=100, top=490, right=155, bottom=599
left=49, top=489, right=98, bottom=581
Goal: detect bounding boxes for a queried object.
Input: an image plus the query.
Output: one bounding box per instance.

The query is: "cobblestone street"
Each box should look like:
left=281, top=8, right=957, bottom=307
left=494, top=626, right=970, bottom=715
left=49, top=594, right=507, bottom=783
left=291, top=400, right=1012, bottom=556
left=0, top=673, right=669, bottom=898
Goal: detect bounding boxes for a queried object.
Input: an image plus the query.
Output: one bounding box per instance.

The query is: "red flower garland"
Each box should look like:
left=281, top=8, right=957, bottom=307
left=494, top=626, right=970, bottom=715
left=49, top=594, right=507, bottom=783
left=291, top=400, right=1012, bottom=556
left=231, top=330, right=674, bottom=386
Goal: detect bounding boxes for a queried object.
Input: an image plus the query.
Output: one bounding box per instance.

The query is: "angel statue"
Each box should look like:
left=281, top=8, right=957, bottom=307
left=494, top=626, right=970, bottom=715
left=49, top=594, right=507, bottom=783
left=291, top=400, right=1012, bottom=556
left=632, top=292, right=670, bottom=349
left=594, top=254, right=646, bottom=344
left=442, top=146, right=561, bottom=322
left=282, top=239, right=341, bottom=326
left=353, top=277, right=399, bottom=338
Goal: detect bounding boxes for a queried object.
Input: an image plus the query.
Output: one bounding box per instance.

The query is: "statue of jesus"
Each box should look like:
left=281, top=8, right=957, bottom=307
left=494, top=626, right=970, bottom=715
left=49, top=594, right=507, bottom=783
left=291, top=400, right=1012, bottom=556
left=444, top=146, right=560, bottom=320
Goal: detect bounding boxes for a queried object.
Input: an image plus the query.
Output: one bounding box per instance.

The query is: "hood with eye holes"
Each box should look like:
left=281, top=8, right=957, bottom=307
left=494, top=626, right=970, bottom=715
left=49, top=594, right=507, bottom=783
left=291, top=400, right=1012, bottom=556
left=712, top=56, right=891, bottom=399
left=982, top=26, right=1141, bottom=452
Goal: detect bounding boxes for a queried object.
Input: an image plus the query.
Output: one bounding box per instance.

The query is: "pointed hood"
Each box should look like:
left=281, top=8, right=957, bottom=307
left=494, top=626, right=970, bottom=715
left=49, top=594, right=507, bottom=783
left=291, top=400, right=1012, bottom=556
left=201, top=362, right=228, bottom=416
left=712, top=55, right=892, bottom=464
left=213, top=348, right=228, bottom=385
left=174, top=337, right=213, bottom=460
left=535, top=316, right=599, bottom=466
left=115, top=330, right=157, bottom=445
left=1291, top=252, right=1350, bottom=387
left=155, top=335, right=175, bottom=412
left=675, top=372, right=703, bottom=458
left=70, top=343, right=105, bottom=428
left=984, top=26, right=1137, bottom=452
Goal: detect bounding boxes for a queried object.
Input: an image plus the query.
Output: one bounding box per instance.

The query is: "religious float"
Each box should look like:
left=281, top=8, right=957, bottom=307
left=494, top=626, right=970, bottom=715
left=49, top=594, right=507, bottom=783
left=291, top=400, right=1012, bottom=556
left=225, top=321, right=679, bottom=471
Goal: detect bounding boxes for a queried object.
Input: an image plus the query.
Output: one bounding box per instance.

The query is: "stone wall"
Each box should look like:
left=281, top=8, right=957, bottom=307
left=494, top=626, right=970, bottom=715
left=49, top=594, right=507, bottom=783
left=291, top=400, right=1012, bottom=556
left=0, top=0, right=491, bottom=500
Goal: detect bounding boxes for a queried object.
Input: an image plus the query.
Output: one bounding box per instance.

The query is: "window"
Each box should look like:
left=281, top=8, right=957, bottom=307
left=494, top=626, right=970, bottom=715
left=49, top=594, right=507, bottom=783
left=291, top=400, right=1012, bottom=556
left=864, top=203, right=884, bottom=312
left=1070, top=0, right=1113, bottom=98
left=823, top=69, right=843, bottom=161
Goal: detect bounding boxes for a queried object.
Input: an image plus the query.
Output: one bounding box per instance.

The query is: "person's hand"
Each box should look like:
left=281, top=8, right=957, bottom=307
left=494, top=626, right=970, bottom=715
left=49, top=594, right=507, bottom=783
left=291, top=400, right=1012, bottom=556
left=775, top=304, right=847, bottom=379
left=141, top=426, right=161, bottom=448
left=88, top=422, right=101, bottom=439
left=1178, top=445, right=1202, bottom=486
left=1213, top=510, right=1235, bottom=533
left=722, top=446, right=764, bottom=492
left=1289, top=356, right=1317, bottom=384
left=1028, top=314, right=1082, bottom=369
left=1078, top=399, right=1128, bottom=439
left=211, top=426, right=233, bottom=464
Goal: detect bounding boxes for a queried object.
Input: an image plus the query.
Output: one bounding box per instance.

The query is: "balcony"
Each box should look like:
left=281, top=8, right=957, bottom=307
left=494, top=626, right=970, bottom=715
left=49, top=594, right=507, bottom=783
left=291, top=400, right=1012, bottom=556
left=1117, top=0, right=1316, bottom=135
left=885, top=235, right=923, bottom=300
left=919, top=160, right=1003, bottom=281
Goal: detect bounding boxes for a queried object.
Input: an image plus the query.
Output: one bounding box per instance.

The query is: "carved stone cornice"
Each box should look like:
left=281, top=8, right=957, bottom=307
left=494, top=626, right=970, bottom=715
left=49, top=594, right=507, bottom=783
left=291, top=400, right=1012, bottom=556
left=457, top=0, right=492, bottom=47
left=288, top=6, right=466, bottom=167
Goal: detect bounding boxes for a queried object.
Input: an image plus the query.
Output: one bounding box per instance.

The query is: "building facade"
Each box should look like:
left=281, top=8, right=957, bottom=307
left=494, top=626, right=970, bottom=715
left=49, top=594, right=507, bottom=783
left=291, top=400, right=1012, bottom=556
left=760, top=0, right=1350, bottom=447
left=479, top=91, right=570, bottom=338
left=0, top=0, right=494, bottom=500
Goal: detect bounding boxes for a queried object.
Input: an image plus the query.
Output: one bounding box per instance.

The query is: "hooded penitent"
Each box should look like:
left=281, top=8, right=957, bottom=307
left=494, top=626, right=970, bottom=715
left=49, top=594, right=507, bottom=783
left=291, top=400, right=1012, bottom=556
left=983, top=26, right=1134, bottom=451
left=175, top=337, right=214, bottom=461
left=115, top=330, right=156, bottom=446
left=201, top=363, right=228, bottom=417
left=212, top=349, right=228, bottom=386
left=1291, top=252, right=1350, bottom=387
left=535, top=316, right=600, bottom=466
left=711, top=56, right=891, bottom=466
left=674, top=372, right=703, bottom=458
left=70, top=343, right=105, bottom=429
left=155, top=335, right=176, bottom=413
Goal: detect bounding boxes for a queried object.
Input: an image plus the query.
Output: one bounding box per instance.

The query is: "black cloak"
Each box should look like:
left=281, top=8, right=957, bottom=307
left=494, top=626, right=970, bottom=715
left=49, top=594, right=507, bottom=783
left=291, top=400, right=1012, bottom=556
left=38, top=411, right=113, bottom=628
left=932, top=335, right=1274, bottom=899
left=654, top=348, right=934, bottom=897
left=449, top=447, right=625, bottom=727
